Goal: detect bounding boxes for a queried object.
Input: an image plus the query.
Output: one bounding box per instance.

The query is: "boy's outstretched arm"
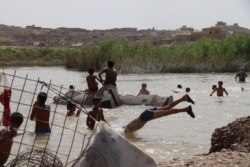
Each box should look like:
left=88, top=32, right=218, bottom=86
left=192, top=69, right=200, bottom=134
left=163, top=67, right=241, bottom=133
left=224, top=88, right=228, bottom=96
left=210, top=89, right=216, bottom=96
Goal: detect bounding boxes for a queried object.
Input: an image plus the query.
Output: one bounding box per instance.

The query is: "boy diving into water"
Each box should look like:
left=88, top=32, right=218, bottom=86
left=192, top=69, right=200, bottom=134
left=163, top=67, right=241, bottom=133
left=124, top=94, right=195, bottom=133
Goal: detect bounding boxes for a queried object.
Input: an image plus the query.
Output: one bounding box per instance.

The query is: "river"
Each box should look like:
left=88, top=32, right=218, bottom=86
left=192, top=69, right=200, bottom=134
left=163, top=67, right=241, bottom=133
left=1, top=67, right=249, bottom=165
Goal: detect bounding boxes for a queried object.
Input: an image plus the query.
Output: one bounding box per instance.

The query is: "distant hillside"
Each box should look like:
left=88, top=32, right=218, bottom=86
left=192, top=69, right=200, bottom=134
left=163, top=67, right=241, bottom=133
left=0, top=24, right=177, bottom=47
left=0, top=22, right=249, bottom=47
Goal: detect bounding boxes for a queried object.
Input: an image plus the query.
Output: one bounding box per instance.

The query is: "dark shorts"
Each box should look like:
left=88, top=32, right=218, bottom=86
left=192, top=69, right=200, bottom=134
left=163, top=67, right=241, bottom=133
left=35, top=128, right=51, bottom=134
left=139, top=110, right=154, bottom=122
left=67, top=102, right=76, bottom=110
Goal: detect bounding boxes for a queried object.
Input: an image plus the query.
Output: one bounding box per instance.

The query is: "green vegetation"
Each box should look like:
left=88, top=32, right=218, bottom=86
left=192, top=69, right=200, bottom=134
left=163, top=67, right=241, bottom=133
left=1, top=34, right=250, bottom=73
left=66, top=34, right=250, bottom=73
left=0, top=47, right=67, bottom=66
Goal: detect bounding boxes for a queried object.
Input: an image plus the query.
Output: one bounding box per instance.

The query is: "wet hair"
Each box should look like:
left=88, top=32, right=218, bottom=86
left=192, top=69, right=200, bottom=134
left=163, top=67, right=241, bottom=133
left=218, top=81, right=223, bottom=85
left=37, top=92, right=47, bottom=105
left=107, top=61, right=114, bottom=68
left=11, top=112, right=23, bottom=126
left=142, top=83, right=147, bottom=87
left=69, top=85, right=75, bottom=89
left=212, top=85, right=217, bottom=90
left=177, top=84, right=182, bottom=89
left=185, top=87, right=190, bottom=92
left=92, top=96, right=101, bottom=103
left=88, top=69, right=94, bottom=74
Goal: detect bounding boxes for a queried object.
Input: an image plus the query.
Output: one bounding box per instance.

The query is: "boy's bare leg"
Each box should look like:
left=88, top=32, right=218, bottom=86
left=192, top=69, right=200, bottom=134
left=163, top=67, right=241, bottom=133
left=157, top=94, right=194, bottom=110
left=153, top=106, right=194, bottom=119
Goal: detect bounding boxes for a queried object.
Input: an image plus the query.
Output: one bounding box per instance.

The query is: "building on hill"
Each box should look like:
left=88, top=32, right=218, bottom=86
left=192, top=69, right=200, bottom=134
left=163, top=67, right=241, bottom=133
left=124, top=33, right=145, bottom=42
left=202, top=27, right=225, bottom=39
left=179, top=25, right=194, bottom=32
left=26, top=25, right=42, bottom=30
left=214, top=21, right=250, bottom=35
left=171, top=32, right=194, bottom=43
left=220, top=24, right=250, bottom=35
left=215, top=21, right=227, bottom=26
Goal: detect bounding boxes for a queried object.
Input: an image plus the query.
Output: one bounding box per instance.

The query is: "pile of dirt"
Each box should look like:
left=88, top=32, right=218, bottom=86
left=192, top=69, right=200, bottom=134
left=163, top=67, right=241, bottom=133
left=159, top=116, right=250, bottom=167
left=210, top=116, right=250, bottom=153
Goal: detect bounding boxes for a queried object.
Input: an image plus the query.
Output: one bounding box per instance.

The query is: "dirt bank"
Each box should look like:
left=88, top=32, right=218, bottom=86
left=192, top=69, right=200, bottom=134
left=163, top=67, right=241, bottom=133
left=158, top=116, right=250, bottom=167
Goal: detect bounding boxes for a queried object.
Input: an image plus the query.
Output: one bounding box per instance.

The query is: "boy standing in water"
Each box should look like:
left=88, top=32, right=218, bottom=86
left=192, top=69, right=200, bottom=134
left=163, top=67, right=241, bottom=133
left=235, top=67, right=247, bottom=82
left=210, top=81, right=228, bottom=97
left=97, top=61, right=117, bottom=97
left=86, top=69, right=98, bottom=93
left=86, top=97, right=107, bottom=130
left=137, top=83, right=150, bottom=96
left=66, top=102, right=80, bottom=117
left=0, top=112, right=23, bottom=166
left=30, top=92, right=51, bottom=133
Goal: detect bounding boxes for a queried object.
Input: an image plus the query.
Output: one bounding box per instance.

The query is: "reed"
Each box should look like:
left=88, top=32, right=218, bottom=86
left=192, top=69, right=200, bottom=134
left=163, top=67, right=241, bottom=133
left=70, top=34, right=250, bottom=73
left=0, top=34, right=250, bottom=73
left=0, top=47, right=69, bottom=66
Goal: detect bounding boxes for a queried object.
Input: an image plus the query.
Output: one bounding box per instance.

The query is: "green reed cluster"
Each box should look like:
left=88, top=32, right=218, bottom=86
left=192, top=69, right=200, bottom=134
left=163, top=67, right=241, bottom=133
left=68, top=34, right=250, bottom=73
left=0, top=47, right=68, bottom=66
left=0, top=34, right=250, bottom=73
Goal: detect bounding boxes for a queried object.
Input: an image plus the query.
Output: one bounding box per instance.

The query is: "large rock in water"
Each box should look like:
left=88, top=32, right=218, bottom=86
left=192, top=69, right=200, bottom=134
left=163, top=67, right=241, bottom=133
left=209, top=116, right=250, bottom=153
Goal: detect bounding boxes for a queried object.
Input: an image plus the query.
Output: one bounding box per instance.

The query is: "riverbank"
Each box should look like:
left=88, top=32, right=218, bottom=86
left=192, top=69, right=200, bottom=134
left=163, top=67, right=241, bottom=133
left=159, top=151, right=250, bottom=167
left=1, top=34, right=250, bottom=73
left=158, top=116, right=250, bottom=167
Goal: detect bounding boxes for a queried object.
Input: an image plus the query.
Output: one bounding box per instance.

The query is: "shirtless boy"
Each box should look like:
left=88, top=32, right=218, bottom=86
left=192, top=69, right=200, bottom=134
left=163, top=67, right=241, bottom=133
left=124, top=94, right=195, bottom=133
left=86, top=97, right=107, bottom=130
left=210, top=81, right=228, bottom=97
left=66, top=102, right=80, bottom=117
left=97, top=61, right=117, bottom=97
left=0, top=112, right=23, bottom=166
left=86, top=69, right=98, bottom=93
left=235, top=67, right=247, bottom=82
left=137, top=83, right=150, bottom=95
left=30, top=92, right=51, bottom=133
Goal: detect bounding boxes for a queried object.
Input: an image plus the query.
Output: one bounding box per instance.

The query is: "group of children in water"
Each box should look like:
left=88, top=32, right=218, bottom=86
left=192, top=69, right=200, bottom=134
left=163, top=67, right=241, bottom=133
left=0, top=62, right=247, bottom=166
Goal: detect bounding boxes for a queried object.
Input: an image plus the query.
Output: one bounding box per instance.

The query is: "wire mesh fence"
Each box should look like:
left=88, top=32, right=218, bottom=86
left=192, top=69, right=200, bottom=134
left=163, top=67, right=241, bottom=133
left=0, top=71, right=91, bottom=167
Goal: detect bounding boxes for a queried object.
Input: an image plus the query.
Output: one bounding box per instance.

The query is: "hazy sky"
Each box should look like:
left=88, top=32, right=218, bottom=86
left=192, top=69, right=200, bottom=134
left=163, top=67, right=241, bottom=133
left=1, top=0, right=249, bottom=30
